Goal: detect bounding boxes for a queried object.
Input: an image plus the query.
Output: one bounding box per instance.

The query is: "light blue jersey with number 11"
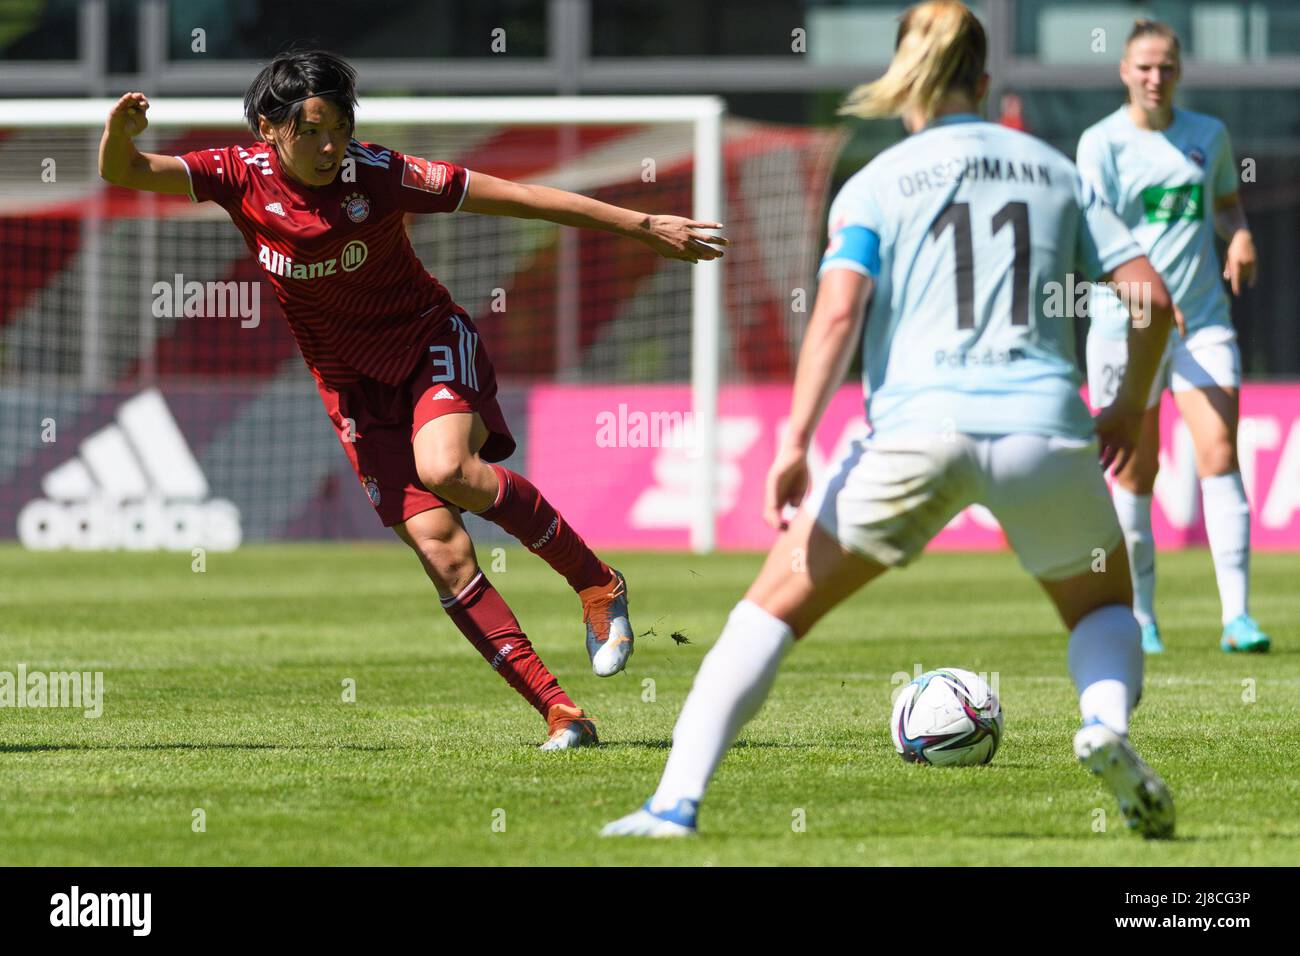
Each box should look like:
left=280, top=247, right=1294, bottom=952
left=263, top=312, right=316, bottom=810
left=819, top=113, right=1142, bottom=441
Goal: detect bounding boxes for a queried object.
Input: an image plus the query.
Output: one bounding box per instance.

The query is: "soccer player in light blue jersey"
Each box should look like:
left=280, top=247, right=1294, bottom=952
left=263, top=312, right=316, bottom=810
left=604, top=0, right=1179, bottom=840
left=1081, top=20, right=1267, bottom=655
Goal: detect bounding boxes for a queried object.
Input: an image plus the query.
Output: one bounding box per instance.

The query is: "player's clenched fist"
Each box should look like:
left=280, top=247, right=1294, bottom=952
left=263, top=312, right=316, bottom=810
left=107, top=92, right=150, bottom=138
left=763, top=444, right=811, bottom=531
left=1093, top=401, right=1144, bottom=476
left=99, top=92, right=191, bottom=194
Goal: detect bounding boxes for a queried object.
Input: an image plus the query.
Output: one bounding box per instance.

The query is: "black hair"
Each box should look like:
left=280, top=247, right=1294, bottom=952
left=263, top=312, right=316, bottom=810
left=243, top=48, right=358, bottom=139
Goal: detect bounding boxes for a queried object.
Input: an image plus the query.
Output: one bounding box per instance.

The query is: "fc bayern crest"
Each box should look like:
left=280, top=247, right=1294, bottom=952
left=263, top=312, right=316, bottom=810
left=1187, top=146, right=1206, bottom=167
left=361, top=475, right=381, bottom=506
left=342, top=192, right=371, bottom=223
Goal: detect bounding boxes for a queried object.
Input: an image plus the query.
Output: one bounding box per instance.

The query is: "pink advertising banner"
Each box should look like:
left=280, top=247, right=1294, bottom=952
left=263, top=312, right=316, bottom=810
left=528, top=384, right=1300, bottom=552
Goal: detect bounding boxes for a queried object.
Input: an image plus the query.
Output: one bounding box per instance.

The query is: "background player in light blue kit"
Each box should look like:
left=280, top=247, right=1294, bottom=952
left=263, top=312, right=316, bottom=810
left=1080, top=20, right=1267, bottom=655
left=604, top=0, right=1178, bottom=840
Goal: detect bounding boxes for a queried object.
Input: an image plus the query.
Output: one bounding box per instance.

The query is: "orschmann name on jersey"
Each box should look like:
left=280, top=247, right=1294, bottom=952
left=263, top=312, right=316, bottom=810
left=897, top=155, right=1055, bottom=197
left=257, top=240, right=369, bottom=279
left=17, top=389, right=242, bottom=551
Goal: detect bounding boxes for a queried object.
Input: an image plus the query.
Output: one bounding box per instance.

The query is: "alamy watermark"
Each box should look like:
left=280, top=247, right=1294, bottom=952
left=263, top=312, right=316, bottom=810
left=50, top=886, right=150, bottom=936
left=595, top=403, right=699, bottom=453
left=1042, top=274, right=1154, bottom=326
left=0, top=665, right=104, bottom=718
left=152, top=273, right=260, bottom=328
left=889, top=663, right=1000, bottom=702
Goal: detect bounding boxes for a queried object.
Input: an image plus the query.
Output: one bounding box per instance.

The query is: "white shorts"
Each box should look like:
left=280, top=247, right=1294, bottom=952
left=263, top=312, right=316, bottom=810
left=1086, top=324, right=1241, bottom=411
left=806, top=432, right=1123, bottom=581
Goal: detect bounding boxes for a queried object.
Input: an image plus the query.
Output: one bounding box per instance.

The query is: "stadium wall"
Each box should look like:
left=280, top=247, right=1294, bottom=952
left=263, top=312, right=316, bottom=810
left=527, top=383, right=1300, bottom=552
left=5, top=380, right=1299, bottom=551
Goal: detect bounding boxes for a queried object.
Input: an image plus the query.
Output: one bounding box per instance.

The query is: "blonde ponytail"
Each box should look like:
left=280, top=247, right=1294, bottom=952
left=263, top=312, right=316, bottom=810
left=838, top=0, right=986, bottom=121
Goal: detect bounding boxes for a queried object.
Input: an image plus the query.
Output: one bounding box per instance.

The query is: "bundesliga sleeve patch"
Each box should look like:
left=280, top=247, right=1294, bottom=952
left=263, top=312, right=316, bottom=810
left=401, top=156, right=450, bottom=195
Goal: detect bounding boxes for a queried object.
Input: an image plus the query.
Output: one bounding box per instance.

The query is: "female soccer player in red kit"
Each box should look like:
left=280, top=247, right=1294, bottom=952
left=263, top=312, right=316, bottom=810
left=98, top=50, right=726, bottom=749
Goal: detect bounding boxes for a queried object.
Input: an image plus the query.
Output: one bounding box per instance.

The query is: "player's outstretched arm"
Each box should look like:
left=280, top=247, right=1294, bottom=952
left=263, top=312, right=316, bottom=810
left=458, top=170, right=727, bottom=263
left=98, top=92, right=192, bottom=196
left=763, top=268, right=872, bottom=530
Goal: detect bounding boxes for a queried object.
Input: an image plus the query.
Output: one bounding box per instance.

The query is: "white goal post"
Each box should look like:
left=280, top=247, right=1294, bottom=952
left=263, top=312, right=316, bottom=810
left=5, top=96, right=726, bottom=553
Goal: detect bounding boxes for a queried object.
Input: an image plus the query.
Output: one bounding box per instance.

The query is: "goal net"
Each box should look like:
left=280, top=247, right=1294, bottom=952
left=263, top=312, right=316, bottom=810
left=0, top=97, right=846, bottom=552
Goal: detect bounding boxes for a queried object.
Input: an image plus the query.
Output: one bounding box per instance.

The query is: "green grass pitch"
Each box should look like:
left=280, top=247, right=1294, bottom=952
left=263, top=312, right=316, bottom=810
left=1, top=543, right=1296, bottom=866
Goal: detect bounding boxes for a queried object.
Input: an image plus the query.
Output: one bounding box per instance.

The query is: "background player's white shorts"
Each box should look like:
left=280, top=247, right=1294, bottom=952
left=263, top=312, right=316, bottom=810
left=1086, top=324, right=1242, bottom=410
left=806, top=432, right=1123, bottom=580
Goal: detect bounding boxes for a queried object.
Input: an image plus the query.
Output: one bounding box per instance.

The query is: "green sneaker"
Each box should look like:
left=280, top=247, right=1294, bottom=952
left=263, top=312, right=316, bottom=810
left=1220, top=614, right=1271, bottom=653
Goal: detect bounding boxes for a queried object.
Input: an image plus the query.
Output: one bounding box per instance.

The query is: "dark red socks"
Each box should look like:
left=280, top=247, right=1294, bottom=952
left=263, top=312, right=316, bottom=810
left=477, top=464, right=611, bottom=593
left=441, top=570, right=573, bottom=717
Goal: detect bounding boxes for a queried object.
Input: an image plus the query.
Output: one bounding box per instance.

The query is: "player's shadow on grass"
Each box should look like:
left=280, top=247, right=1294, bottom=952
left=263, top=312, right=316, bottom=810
left=984, top=830, right=1244, bottom=843
left=0, top=742, right=279, bottom=752
left=0, top=742, right=398, bottom=752
left=595, top=739, right=818, bottom=751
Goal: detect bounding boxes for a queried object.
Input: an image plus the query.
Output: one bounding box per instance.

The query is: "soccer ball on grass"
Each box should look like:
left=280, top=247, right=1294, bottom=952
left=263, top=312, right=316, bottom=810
left=890, top=667, right=1003, bottom=766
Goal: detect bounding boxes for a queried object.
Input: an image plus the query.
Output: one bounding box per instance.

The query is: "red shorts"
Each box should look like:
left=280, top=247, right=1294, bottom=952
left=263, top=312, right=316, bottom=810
left=315, top=312, right=516, bottom=527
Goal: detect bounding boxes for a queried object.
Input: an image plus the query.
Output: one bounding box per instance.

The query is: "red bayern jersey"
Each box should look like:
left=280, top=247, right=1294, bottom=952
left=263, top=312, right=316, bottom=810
left=176, top=139, right=470, bottom=386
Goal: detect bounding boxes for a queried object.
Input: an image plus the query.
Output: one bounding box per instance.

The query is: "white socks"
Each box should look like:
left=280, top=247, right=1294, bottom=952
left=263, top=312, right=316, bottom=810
left=1068, top=604, right=1143, bottom=736
left=650, top=600, right=794, bottom=812
left=649, top=597, right=1147, bottom=804
left=1201, top=471, right=1251, bottom=624
left=1113, top=472, right=1253, bottom=627
left=1112, top=486, right=1157, bottom=627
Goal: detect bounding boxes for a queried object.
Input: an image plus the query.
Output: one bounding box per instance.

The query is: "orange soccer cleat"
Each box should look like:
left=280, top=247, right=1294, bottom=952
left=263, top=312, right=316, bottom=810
left=580, top=569, right=633, bottom=677
left=540, top=703, right=599, bottom=751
